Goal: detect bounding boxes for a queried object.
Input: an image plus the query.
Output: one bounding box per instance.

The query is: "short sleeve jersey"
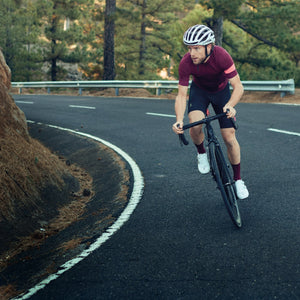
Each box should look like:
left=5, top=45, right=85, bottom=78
left=178, top=46, right=238, bottom=92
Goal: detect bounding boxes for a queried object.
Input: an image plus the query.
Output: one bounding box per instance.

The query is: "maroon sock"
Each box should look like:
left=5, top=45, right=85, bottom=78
left=195, top=142, right=206, bottom=154
left=231, top=163, right=241, bottom=181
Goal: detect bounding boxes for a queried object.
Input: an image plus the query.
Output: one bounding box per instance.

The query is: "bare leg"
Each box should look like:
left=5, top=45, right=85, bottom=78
left=188, top=110, right=206, bottom=145
left=221, top=128, right=240, bottom=165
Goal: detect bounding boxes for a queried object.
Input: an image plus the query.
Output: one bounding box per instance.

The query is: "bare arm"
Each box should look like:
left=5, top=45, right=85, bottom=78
left=172, top=85, right=189, bottom=134
left=223, top=74, right=244, bottom=118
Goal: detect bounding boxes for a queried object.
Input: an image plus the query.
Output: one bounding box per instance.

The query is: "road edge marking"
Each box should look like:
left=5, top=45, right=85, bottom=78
left=14, top=121, right=144, bottom=299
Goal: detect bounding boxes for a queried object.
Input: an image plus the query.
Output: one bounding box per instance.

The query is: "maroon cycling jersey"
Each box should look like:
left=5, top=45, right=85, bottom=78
left=178, top=46, right=238, bottom=92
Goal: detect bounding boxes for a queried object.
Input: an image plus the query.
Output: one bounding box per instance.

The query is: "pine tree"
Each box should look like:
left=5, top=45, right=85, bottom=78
left=39, top=0, right=93, bottom=81
left=115, top=0, right=193, bottom=79
left=0, top=0, right=43, bottom=81
left=232, top=0, right=300, bottom=66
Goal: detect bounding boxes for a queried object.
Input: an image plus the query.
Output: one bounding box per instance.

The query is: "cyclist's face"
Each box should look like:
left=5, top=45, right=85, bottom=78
left=188, top=45, right=209, bottom=64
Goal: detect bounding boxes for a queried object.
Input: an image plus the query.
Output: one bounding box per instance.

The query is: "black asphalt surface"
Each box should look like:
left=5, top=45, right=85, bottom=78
left=14, top=95, right=300, bottom=299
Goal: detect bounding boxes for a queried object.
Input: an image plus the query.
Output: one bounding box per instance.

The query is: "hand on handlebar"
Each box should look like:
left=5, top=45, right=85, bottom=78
left=172, top=121, right=184, bottom=134
left=223, top=105, right=236, bottom=118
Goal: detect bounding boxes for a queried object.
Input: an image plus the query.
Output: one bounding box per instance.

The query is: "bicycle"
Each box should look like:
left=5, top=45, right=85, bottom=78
left=178, top=109, right=242, bottom=228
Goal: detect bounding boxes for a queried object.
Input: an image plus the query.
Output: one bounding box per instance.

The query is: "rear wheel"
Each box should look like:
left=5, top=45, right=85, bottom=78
left=209, top=143, right=242, bottom=228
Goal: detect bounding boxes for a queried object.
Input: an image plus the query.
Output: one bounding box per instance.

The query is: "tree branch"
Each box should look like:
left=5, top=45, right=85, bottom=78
left=231, top=19, right=279, bottom=49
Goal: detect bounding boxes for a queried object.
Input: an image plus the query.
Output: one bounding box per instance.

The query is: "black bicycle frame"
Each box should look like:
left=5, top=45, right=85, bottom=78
left=179, top=111, right=237, bottom=146
left=177, top=110, right=242, bottom=227
left=205, top=120, right=219, bottom=147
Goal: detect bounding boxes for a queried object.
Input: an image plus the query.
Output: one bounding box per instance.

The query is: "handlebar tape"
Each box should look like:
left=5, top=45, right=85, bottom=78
left=179, top=133, right=189, bottom=145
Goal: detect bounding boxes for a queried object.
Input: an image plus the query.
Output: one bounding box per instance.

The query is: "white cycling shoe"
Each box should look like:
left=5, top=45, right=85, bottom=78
left=197, top=153, right=210, bottom=174
left=235, top=179, right=249, bottom=199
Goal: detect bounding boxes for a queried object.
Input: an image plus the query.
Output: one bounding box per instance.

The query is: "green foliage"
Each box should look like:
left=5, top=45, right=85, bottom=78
left=222, top=21, right=297, bottom=82
left=0, top=0, right=44, bottom=81
left=199, top=0, right=245, bottom=19
left=171, top=1, right=300, bottom=86
left=114, top=0, right=192, bottom=80
left=39, top=0, right=95, bottom=80
left=231, top=0, right=300, bottom=85
left=0, top=0, right=298, bottom=86
left=77, top=2, right=105, bottom=79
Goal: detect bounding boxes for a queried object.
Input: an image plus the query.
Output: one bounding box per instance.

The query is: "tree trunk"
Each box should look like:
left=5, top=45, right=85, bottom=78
left=51, top=39, right=57, bottom=81
left=50, top=11, right=58, bottom=81
left=139, top=0, right=147, bottom=76
left=51, top=57, right=57, bottom=81
left=211, top=17, right=223, bottom=46
left=103, top=0, right=116, bottom=80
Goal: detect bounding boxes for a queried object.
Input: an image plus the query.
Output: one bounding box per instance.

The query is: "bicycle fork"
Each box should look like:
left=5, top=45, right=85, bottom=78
left=205, top=125, right=219, bottom=183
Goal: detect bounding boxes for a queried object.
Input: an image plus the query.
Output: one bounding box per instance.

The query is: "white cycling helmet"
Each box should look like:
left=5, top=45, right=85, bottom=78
left=183, top=24, right=215, bottom=46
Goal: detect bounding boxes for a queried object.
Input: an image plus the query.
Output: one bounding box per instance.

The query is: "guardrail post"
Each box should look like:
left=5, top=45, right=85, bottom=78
left=79, top=88, right=82, bottom=96
left=19, top=88, right=22, bottom=94
left=115, top=88, right=119, bottom=96
left=47, top=88, right=51, bottom=94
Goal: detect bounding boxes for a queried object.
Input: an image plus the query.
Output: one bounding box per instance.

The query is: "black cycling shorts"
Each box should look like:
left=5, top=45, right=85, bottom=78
left=188, top=82, right=234, bottom=129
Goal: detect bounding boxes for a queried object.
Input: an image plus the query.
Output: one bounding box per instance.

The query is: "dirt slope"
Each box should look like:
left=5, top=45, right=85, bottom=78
left=0, top=51, right=89, bottom=279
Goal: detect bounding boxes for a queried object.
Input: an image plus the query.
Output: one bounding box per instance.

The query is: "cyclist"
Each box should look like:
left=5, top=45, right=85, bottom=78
left=172, top=24, right=249, bottom=199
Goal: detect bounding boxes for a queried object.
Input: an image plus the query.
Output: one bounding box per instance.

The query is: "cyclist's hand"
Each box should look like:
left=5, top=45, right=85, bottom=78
left=172, top=121, right=184, bottom=134
left=223, top=106, right=236, bottom=118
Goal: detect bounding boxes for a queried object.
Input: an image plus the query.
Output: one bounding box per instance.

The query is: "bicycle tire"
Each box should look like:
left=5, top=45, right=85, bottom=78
left=209, top=143, right=242, bottom=228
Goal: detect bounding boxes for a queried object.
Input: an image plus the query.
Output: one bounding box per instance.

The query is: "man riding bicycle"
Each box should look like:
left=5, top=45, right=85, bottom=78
left=172, top=24, right=249, bottom=199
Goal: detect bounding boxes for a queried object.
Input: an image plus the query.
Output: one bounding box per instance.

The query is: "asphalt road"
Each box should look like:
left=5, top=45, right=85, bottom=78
left=14, top=95, right=300, bottom=299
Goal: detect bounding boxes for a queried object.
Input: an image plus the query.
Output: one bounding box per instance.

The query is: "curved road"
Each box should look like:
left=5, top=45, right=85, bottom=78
left=15, top=95, right=300, bottom=299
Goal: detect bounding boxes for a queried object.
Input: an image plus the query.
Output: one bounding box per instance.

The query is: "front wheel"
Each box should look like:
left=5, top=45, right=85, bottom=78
left=209, top=143, right=242, bottom=228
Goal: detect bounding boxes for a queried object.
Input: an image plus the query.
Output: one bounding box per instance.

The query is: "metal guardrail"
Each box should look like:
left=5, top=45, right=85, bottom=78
left=11, top=79, right=295, bottom=97
left=241, top=79, right=295, bottom=96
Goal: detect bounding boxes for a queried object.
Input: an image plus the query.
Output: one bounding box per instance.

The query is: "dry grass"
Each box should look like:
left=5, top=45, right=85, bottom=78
left=0, top=134, right=67, bottom=222
left=241, top=88, right=300, bottom=104
left=0, top=159, right=94, bottom=272
left=0, top=284, right=20, bottom=300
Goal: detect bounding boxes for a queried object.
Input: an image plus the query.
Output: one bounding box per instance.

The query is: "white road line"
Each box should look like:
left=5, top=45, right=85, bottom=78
left=146, top=112, right=175, bottom=118
left=272, top=103, right=300, bottom=106
left=14, top=121, right=144, bottom=300
left=15, top=101, right=34, bottom=104
left=69, top=105, right=96, bottom=110
left=268, top=128, right=300, bottom=137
